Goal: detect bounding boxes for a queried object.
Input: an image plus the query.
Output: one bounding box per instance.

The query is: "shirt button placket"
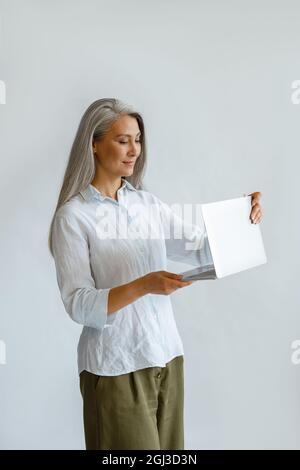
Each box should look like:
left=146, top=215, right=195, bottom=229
left=127, top=213, right=147, bottom=271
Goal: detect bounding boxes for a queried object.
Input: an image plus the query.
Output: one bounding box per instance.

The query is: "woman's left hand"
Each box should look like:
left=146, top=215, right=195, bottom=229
left=244, top=191, right=263, bottom=224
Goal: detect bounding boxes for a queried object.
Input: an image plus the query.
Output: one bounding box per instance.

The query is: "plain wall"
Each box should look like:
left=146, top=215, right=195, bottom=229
left=0, top=0, right=299, bottom=449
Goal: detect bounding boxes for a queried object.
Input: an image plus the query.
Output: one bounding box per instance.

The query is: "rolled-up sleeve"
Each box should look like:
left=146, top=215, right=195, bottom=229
left=154, top=195, right=214, bottom=267
left=52, top=213, right=111, bottom=330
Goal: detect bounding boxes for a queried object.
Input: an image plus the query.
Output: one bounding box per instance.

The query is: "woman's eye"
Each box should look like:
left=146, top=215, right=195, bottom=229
left=119, top=140, right=141, bottom=144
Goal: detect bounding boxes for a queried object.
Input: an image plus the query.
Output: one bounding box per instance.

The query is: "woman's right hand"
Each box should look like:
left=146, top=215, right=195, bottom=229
left=140, top=270, right=193, bottom=295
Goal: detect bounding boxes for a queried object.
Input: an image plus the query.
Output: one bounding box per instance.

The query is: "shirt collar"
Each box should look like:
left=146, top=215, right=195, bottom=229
left=79, top=178, right=137, bottom=202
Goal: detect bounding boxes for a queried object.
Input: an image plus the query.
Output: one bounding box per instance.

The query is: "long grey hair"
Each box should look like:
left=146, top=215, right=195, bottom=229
left=48, top=98, right=147, bottom=256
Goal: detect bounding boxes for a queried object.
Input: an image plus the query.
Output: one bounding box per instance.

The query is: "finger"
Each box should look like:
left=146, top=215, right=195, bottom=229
left=254, top=210, right=263, bottom=223
left=250, top=203, right=262, bottom=217
left=250, top=192, right=261, bottom=204
left=250, top=211, right=260, bottom=221
left=164, top=272, right=184, bottom=279
left=251, top=198, right=260, bottom=208
left=180, top=279, right=194, bottom=285
left=244, top=193, right=260, bottom=205
left=172, top=279, right=192, bottom=288
left=250, top=208, right=261, bottom=219
left=251, top=210, right=262, bottom=223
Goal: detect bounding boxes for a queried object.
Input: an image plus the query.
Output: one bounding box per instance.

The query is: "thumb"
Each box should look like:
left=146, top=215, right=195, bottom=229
left=164, top=271, right=183, bottom=279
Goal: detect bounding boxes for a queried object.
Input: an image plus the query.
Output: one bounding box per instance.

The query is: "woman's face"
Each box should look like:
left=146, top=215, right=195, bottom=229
left=92, top=114, right=142, bottom=177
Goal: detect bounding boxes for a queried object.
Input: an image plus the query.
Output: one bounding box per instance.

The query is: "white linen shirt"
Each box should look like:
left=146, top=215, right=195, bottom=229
left=52, top=178, right=213, bottom=376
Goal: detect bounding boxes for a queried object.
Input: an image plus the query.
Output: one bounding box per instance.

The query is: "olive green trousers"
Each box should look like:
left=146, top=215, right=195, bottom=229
left=79, top=355, right=184, bottom=450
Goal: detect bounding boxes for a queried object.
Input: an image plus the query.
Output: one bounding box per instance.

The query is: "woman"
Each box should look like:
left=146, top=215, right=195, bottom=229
left=48, top=98, right=263, bottom=450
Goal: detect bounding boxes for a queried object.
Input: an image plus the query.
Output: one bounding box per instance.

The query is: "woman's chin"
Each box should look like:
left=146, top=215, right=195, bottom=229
left=120, top=170, right=134, bottom=178
left=123, top=167, right=134, bottom=174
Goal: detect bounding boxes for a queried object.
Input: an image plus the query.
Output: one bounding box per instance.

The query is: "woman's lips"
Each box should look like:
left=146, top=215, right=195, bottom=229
left=122, top=161, right=135, bottom=166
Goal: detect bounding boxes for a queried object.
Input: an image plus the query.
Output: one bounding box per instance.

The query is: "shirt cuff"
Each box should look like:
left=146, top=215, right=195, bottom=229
left=69, top=287, right=112, bottom=331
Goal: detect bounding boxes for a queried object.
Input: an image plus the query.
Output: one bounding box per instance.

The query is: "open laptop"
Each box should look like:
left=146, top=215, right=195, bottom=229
left=180, top=195, right=267, bottom=281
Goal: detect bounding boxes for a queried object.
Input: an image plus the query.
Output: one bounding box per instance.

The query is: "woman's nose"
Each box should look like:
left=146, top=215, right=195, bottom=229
left=129, top=142, right=139, bottom=155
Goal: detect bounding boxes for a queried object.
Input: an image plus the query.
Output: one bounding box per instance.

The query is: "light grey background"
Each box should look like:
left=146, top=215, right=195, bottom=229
left=0, top=0, right=299, bottom=449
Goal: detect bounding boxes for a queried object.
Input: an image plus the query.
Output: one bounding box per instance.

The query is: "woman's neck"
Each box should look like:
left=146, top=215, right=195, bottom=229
left=90, top=174, right=124, bottom=200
